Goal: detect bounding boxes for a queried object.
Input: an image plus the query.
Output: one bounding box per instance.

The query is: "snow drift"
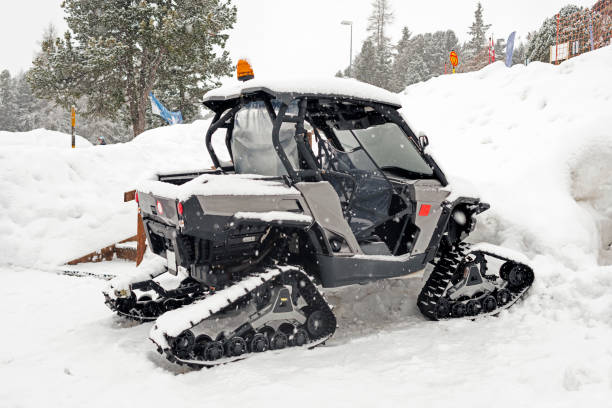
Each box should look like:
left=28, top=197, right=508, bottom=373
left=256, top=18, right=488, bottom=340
left=400, top=46, right=612, bottom=267
left=0, top=121, right=227, bottom=268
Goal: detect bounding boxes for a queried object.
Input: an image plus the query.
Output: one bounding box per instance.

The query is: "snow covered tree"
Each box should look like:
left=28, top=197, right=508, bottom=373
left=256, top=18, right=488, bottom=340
left=525, top=5, right=581, bottom=63
left=366, top=0, right=395, bottom=90
left=0, top=70, right=18, bottom=131
left=353, top=39, right=378, bottom=84
left=494, top=38, right=506, bottom=63
left=349, top=0, right=394, bottom=89
left=512, top=40, right=528, bottom=65
left=28, top=0, right=236, bottom=138
left=390, top=28, right=460, bottom=92
left=464, top=2, right=491, bottom=69
left=0, top=68, right=131, bottom=142
left=390, top=27, right=412, bottom=92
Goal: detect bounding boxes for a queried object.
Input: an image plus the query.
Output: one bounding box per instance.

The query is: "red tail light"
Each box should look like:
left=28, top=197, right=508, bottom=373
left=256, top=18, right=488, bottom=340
left=156, top=200, right=164, bottom=215
left=419, top=204, right=431, bottom=217
left=177, top=202, right=184, bottom=216
left=135, top=191, right=139, bottom=204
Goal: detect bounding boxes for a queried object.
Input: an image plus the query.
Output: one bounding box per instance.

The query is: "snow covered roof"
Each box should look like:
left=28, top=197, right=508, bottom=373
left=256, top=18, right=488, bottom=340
left=203, top=77, right=402, bottom=109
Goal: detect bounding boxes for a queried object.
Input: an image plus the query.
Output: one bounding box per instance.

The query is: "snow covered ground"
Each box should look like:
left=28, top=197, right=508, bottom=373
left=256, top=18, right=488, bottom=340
left=1, top=47, right=611, bottom=407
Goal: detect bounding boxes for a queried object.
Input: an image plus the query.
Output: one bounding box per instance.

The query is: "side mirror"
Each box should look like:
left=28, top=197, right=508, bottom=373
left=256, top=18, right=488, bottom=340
left=418, top=134, right=429, bottom=150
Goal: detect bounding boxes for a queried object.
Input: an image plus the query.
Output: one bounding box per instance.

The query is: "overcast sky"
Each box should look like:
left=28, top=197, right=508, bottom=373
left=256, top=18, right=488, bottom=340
left=0, top=0, right=596, bottom=80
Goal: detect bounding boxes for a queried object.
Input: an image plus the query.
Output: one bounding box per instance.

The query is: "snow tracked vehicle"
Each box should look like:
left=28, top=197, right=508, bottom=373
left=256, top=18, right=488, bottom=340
left=104, top=66, right=534, bottom=367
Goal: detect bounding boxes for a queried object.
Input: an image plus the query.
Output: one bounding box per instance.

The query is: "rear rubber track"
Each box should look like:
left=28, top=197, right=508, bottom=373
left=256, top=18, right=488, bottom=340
left=150, top=266, right=336, bottom=368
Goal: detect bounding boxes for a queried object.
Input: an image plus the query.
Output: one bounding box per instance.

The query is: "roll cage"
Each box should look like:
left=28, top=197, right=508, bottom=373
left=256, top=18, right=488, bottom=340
left=204, top=92, right=448, bottom=254
left=204, top=92, right=446, bottom=186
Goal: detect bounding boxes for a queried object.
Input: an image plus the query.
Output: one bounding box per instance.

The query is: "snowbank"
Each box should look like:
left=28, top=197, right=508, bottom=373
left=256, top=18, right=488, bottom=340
left=0, top=120, right=227, bottom=268
left=400, top=45, right=612, bottom=267
left=0, top=128, right=92, bottom=147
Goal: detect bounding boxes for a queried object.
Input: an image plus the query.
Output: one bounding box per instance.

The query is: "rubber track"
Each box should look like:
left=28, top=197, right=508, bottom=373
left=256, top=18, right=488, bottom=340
left=152, top=267, right=336, bottom=368
left=104, top=278, right=206, bottom=323
left=417, top=243, right=533, bottom=320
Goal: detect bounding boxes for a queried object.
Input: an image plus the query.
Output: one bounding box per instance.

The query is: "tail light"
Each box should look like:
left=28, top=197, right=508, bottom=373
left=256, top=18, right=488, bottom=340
left=135, top=191, right=139, bottom=204
left=177, top=202, right=184, bottom=216
left=156, top=200, right=164, bottom=215
left=418, top=204, right=431, bottom=217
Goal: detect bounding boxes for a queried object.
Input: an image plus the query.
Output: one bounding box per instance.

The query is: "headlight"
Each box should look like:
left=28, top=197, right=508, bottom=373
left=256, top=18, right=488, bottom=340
left=452, top=210, right=467, bottom=225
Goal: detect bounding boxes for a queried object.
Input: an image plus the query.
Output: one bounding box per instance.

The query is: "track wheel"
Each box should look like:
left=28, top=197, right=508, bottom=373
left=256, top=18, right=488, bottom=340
left=466, top=300, right=482, bottom=316
left=163, top=298, right=182, bottom=312
left=250, top=333, right=269, bottom=353
left=292, top=329, right=309, bottom=347
left=204, top=341, right=225, bottom=361
left=270, top=332, right=288, bottom=350
left=193, top=335, right=212, bottom=360
left=172, top=330, right=195, bottom=359
left=496, top=289, right=511, bottom=305
left=143, top=301, right=161, bottom=318
left=482, top=295, right=497, bottom=313
left=451, top=302, right=466, bottom=317
left=506, top=264, right=534, bottom=289
left=115, top=293, right=136, bottom=313
left=227, top=337, right=247, bottom=357
left=306, top=310, right=325, bottom=338
left=435, top=298, right=451, bottom=319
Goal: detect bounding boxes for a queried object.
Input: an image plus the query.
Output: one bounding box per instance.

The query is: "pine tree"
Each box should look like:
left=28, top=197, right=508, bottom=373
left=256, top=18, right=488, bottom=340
left=464, top=2, right=491, bottom=69
left=0, top=70, right=17, bottom=131
left=404, top=34, right=429, bottom=85
left=366, top=0, right=394, bottom=90
left=494, top=38, right=506, bottom=63
left=28, top=0, right=236, bottom=138
left=390, top=26, right=412, bottom=92
left=390, top=29, right=460, bottom=92
left=525, top=5, right=581, bottom=63
left=512, top=40, right=528, bottom=65
left=0, top=68, right=131, bottom=142
left=353, top=39, right=377, bottom=84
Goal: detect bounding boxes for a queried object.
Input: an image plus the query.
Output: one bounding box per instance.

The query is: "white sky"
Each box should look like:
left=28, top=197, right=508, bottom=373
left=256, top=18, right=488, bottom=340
left=0, top=0, right=597, bottom=79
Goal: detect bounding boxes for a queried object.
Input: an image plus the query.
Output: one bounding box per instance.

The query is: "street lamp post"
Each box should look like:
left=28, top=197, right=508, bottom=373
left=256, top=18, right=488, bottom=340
left=341, top=20, right=353, bottom=77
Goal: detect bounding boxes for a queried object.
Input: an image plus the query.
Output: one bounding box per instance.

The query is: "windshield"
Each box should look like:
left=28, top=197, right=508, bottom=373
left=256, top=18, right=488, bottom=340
left=334, top=123, right=433, bottom=179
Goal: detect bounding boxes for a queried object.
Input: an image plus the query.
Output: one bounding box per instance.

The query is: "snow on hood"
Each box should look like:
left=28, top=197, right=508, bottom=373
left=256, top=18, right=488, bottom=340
left=203, top=77, right=402, bottom=107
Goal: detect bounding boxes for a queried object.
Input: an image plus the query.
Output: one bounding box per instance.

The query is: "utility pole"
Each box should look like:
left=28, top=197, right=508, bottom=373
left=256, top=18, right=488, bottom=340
left=341, top=20, right=353, bottom=77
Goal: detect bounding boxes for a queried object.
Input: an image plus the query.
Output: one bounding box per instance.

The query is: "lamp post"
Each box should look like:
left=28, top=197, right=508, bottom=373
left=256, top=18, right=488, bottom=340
left=341, top=20, right=353, bottom=77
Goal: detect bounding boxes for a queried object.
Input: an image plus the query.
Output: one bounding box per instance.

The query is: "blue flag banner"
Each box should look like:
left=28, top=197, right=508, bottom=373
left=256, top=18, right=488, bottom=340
left=505, top=31, right=516, bottom=67
left=149, top=93, right=183, bottom=125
